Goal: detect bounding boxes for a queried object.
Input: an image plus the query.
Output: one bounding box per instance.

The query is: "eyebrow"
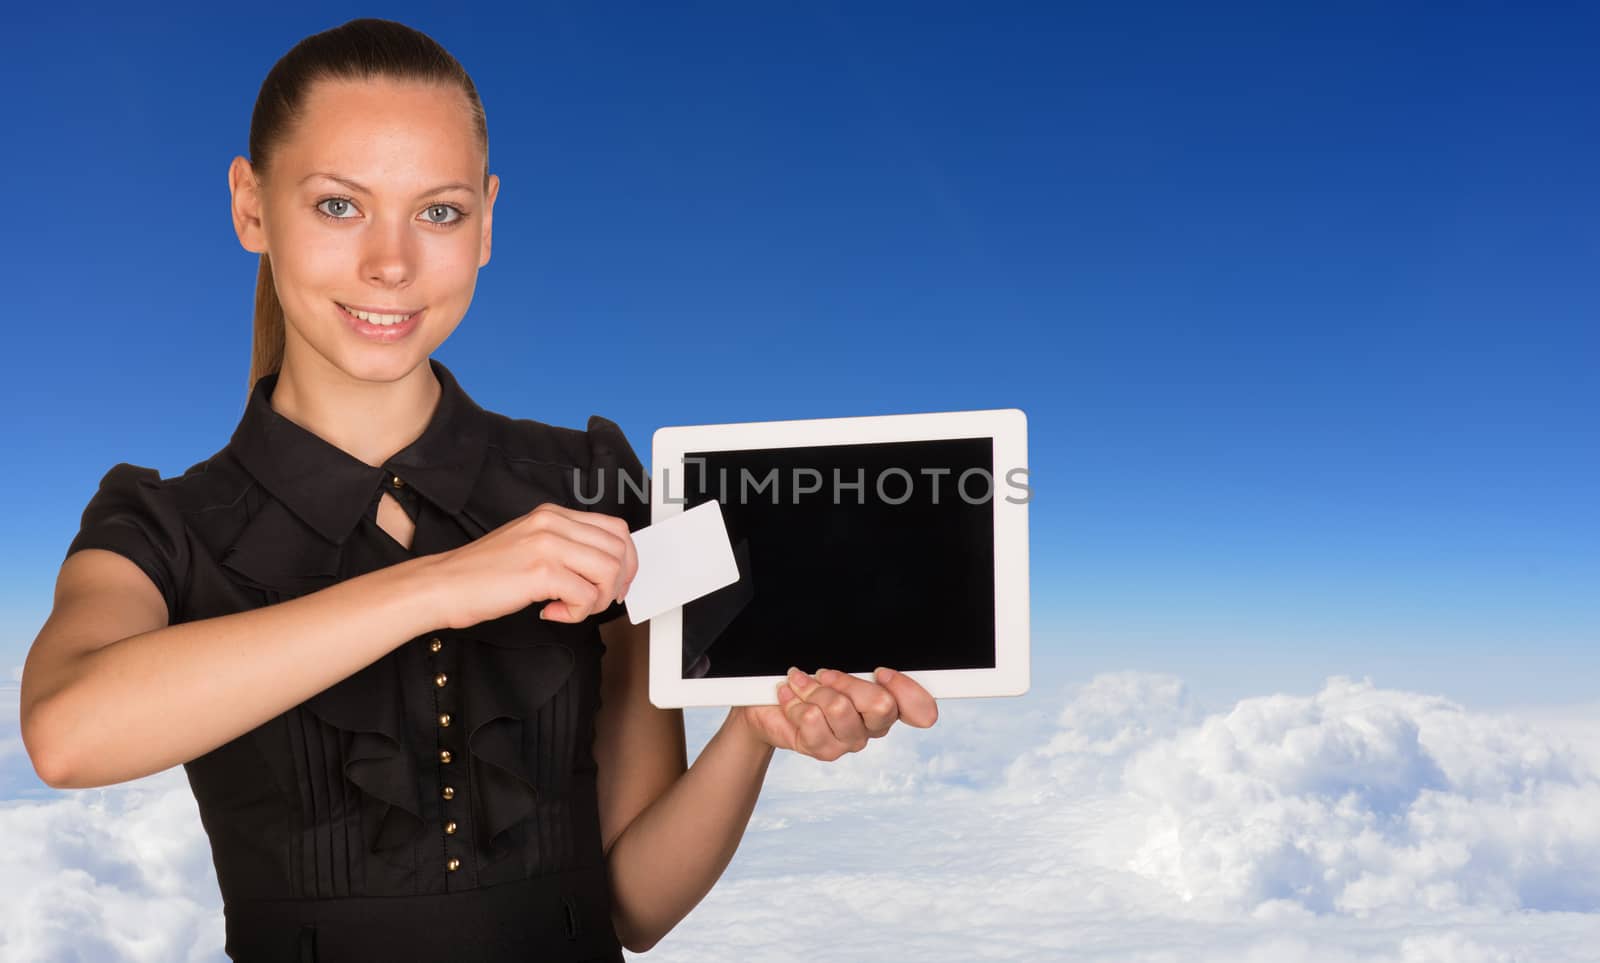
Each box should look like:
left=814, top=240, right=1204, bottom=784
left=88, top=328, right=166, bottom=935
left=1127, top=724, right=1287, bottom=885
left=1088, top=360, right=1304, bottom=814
left=300, top=172, right=476, bottom=199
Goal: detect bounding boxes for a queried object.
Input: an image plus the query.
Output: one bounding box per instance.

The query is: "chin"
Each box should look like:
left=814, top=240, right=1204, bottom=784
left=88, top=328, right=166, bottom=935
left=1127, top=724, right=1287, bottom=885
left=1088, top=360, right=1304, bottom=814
left=342, top=349, right=434, bottom=384
left=297, top=334, right=428, bottom=384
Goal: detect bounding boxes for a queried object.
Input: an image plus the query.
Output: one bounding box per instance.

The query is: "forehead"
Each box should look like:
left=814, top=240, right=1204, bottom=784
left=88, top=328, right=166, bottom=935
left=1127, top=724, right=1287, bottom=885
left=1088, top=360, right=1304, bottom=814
left=276, top=77, right=482, bottom=190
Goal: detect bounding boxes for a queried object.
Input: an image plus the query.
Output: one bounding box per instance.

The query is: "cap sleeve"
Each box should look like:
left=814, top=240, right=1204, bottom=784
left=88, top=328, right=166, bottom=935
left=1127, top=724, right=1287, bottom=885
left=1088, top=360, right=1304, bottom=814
left=584, top=415, right=650, bottom=626
left=64, top=462, right=190, bottom=622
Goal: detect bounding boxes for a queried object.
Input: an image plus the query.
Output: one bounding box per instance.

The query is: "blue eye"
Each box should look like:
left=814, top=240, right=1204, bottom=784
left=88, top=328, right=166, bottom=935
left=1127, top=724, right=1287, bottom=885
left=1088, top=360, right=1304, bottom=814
left=313, top=196, right=469, bottom=228
left=317, top=197, right=358, bottom=220
left=423, top=204, right=464, bottom=225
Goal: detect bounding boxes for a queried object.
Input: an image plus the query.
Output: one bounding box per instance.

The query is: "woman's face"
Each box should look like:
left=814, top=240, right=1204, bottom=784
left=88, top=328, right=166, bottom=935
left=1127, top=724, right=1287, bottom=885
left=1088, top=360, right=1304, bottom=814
left=230, top=77, right=498, bottom=383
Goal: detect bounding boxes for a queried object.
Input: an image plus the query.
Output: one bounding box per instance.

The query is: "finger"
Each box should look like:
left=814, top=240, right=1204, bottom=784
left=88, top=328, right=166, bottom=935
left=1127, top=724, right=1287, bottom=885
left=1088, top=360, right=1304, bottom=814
left=534, top=561, right=604, bottom=623
left=600, top=521, right=637, bottom=600
left=527, top=502, right=628, bottom=547
left=527, top=500, right=629, bottom=533
left=615, top=528, right=638, bottom=600
left=786, top=668, right=868, bottom=756
left=814, top=668, right=900, bottom=738
left=558, top=506, right=637, bottom=598
left=523, top=524, right=628, bottom=611
left=771, top=688, right=805, bottom=748
left=531, top=506, right=637, bottom=601
left=535, top=534, right=623, bottom=615
left=873, top=667, right=938, bottom=728
left=781, top=682, right=836, bottom=758
left=534, top=501, right=633, bottom=552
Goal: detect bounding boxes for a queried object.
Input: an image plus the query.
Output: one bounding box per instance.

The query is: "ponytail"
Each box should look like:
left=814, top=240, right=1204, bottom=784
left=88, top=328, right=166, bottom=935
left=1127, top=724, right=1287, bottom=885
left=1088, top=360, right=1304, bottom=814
left=247, top=253, right=286, bottom=396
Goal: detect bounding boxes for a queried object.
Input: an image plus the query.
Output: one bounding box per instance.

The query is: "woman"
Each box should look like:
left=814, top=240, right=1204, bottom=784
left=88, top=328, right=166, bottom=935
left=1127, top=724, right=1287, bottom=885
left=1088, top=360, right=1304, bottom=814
left=18, top=17, right=937, bottom=963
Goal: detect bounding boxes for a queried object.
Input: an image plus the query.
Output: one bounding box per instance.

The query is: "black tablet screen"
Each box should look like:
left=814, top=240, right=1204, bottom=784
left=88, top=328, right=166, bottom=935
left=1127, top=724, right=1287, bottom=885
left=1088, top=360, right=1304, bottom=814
left=677, top=436, right=999, bottom=680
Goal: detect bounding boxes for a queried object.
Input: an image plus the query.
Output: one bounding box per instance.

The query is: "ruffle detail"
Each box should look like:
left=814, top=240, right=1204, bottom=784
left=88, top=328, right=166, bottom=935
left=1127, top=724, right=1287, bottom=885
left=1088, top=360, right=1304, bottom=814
left=460, top=602, right=580, bottom=861
left=301, top=654, right=425, bottom=855
left=226, top=458, right=593, bottom=866
left=219, top=497, right=343, bottom=598
left=294, top=604, right=584, bottom=863
left=220, top=487, right=423, bottom=857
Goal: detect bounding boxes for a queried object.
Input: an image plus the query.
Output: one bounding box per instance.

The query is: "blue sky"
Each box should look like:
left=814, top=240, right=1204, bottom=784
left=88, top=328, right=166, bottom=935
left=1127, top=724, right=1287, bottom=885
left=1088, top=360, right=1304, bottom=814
left=3, top=2, right=1596, bottom=711
left=5, top=6, right=1600, bottom=961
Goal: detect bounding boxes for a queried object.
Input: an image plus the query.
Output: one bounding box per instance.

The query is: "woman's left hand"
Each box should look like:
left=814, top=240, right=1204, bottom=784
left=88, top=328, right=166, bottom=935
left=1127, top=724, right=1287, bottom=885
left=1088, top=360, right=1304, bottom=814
left=733, top=667, right=938, bottom=759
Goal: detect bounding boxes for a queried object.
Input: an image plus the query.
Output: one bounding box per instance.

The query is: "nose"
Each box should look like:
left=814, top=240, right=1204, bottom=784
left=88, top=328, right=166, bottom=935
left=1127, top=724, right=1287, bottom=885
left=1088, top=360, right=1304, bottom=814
left=358, top=215, right=418, bottom=288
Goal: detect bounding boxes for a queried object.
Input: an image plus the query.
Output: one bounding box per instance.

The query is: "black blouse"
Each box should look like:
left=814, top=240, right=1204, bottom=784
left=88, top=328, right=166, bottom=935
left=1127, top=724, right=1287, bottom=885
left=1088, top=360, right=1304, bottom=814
left=63, top=357, right=650, bottom=963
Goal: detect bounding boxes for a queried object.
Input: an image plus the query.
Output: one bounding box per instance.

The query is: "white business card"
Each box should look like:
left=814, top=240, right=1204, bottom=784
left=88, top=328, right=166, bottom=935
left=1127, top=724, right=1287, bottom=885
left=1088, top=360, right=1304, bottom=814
left=624, top=499, right=741, bottom=625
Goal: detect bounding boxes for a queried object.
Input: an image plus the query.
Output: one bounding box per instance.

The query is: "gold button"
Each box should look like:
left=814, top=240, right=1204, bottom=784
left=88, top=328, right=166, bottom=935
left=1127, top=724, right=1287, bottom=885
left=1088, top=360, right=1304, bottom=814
left=392, top=474, right=404, bottom=488
left=439, top=749, right=452, bottom=764
left=438, top=712, right=451, bottom=727
left=442, top=785, right=455, bottom=800
left=434, top=672, right=448, bottom=688
left=445, top=820, right=458, bottom=835
left=430, top=637, right=443, bottom=653
left=447, top=857, right=460, bottom=872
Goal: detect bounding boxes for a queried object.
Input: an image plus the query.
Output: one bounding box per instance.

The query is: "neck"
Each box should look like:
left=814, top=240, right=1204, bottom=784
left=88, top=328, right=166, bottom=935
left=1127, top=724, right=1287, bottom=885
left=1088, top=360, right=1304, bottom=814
left=268, top=348, right=441, bottom=468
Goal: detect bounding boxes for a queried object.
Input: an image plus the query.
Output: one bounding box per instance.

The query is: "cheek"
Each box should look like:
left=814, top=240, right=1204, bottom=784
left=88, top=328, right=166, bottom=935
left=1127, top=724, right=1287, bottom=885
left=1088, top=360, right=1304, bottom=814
left=265, top=216, right=478, bottom=302
left=426, top=233, right=484, bottom=278
left=269, top=221, right=348, bottom=292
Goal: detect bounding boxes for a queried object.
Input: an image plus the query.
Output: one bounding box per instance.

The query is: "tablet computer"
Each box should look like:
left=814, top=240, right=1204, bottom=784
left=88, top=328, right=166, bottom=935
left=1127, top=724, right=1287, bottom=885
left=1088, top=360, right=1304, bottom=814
left=646, top=408, right=1029, bottom=708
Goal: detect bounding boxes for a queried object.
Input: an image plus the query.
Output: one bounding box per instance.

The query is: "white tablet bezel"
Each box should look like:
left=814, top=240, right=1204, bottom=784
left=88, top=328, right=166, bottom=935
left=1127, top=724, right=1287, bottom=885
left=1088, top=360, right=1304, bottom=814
left=646, top=407, right=1029, bottom=708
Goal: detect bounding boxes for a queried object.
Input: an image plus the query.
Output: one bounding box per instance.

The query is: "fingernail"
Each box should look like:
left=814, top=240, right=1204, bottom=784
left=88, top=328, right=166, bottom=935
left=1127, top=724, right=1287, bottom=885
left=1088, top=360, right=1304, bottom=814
left=787, top=666, right=810, bottom=687
left=815, top=668, right=837, bottom=682
left=875, top=667, right=894, bottom=682
left=777, top=684, right=794, bottom=704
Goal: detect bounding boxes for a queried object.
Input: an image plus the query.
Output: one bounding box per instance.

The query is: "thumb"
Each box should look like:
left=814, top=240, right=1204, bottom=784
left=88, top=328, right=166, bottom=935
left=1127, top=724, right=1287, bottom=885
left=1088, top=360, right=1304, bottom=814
left=539, top=600, right=574, bottom=622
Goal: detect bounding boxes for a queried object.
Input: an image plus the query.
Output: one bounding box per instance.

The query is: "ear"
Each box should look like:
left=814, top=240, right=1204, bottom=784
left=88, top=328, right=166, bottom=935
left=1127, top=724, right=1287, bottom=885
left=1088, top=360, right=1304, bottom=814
left=478, top=172, right=499, bottom=268
left=229, top=156, right=267, bottom=254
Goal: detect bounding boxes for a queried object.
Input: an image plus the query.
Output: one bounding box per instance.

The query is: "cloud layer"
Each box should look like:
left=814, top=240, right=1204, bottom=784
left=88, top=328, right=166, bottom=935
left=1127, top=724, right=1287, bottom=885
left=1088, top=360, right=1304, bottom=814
left=3, top=670, right=1600, bottom=961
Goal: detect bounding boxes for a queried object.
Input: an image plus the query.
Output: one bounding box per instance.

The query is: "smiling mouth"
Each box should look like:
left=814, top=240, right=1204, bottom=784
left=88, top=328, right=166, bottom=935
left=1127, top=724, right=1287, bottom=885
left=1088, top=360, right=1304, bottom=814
left=337, top=302, right=422, bottom=326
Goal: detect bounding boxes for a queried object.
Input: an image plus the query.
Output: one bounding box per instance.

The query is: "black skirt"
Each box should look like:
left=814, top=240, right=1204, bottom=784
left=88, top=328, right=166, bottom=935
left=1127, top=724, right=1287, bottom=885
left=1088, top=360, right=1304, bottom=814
left=223, top=862, right=625, bottom=962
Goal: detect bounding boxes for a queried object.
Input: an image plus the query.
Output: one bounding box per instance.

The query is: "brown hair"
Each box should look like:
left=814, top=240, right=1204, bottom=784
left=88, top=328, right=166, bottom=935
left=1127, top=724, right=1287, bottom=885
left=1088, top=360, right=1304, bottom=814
left=244, top=18, right=490, bottom=394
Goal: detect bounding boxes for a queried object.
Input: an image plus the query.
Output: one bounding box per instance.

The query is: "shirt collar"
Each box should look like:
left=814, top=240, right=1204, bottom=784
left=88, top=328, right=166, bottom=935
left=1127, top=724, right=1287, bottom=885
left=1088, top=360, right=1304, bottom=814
left=225, top=357, right=491, bottom=545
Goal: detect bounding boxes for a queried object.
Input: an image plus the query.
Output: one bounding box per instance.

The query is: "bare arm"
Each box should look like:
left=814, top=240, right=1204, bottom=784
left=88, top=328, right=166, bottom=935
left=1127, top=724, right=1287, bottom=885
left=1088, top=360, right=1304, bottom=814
left=591, top=615, right=772, bottom=954
left=591, top=617, right=938, bottom=952
left=605, top=709, right=774, bottom=953
left=22, top=549, right=449, bottom=789
left=22, top=502, right=635, bottom=792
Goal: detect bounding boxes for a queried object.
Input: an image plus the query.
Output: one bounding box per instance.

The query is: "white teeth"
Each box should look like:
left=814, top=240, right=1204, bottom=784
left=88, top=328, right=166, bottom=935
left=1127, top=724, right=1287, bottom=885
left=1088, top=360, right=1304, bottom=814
left=342, top=304, right=416, bottom=325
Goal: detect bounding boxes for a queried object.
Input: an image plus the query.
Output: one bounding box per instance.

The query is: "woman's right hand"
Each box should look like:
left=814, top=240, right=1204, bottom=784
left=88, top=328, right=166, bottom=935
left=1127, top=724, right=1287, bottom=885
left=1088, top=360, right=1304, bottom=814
left=428, top=503, right=638, bottom=630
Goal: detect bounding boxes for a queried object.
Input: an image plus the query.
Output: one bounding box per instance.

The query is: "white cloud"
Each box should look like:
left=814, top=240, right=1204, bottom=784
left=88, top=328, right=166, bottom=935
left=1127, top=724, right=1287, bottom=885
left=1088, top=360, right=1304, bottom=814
left=3, top=671, right=1600, bottom=961
left=1114, top=676, right=1600, bottom=916
left=0, top=770, right=225, bottom=962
